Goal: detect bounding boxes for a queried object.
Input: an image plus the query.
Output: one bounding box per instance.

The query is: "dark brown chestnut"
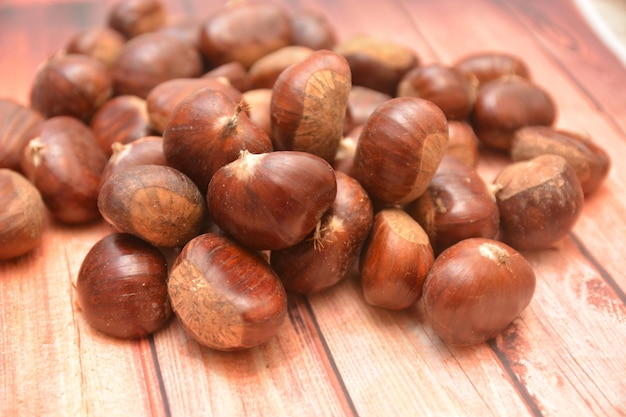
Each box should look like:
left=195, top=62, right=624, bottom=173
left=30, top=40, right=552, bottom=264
left=76, top=232, right=171, bottom=339
left=511, top=126, right=611, bottom=195
left=359, top=208, right=434, bottom=310
left=107, top=0, right=166, bottom=39
left=30, top=53, right=112, bottom=121
left=493, top=154, right=584, bottom=250
left=446, top=120, right=480, bottom=167
left=289, top=9, right=338, bottom=50
left=405, top=155, right=499, bottom=254
left=271, top=49, right=352, bottom=163
left=99, top=136, right=166, bottom=188
left=423, top=238, right=536, bottom=345
left=163, top=88, right=273, bottom=193
left=111, top=32, right=204, bottom=98
left=199, top=1, right=293, bottom=69
left=65, top=26, right=126, bottom=68
left=203, top=61, right=251, bottom=92
left=207, top=150, right=337, bottom=250
left=352, top=97, right=449, bottom=204
left=20, top=116, right=107, bottom=224
left=472, top=76, right=556, bottom=150
left=346, top=86, right=391, bottom=128
left=248, top=46, right=314, bottom=90
left=0, top=99, right=44, bottom=172
left=168, top=232, right=288, bottom=350
left=0, top=169, right=47, bottom=260
left=98, top=164, right=205, bottom=248
left=454, top=51, right=531, bottom=88
left=270, top=171, right=374, bottom=294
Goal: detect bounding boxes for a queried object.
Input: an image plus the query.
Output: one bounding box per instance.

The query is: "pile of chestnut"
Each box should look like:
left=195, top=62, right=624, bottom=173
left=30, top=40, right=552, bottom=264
left=0, top=0, right=611, bottom=349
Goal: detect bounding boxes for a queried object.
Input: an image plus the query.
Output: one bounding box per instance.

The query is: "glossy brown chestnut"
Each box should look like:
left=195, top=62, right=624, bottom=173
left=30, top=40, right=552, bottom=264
left=397, top=63, right=477, bottom=120
left=511, top=126, right=611, bottom=195
left=20, top=116, right=107, bottom=224
left=111, top=32, right=204, bottom=98
left=359, top=208, right=434, bottom=310
left=168, top=232, right=288, bottom=350
left=146, top=77, right=243, bottom=134
left=30, top=53, right=112, bottom=120
left=472, top=76, right=556, bottom=150
left=98, top=164, right=205, bottom=248
left=76, top=233, right=171, bottom=339
left=199, top=1, right=293, bottom=69
left=454, top=51, right=531, bottom=87
left=65, top=26, right=126, bottom=68
left=207, top=150, right=337, bottom=250
left=203, top=61, right=251, bottom=92
left=493, top=154, right=584, bottom=251
left=352, top=97, right=449, bottom=204
left=107, top=0, right=166, bottom=38
left=163, top=88, right=273, bottom=193
left=248, top=46, right=314, bottom=90
left=271, top=49, right=352, bottom=163
left=241, top=88, right=273, bottom=137
left=290, top=9, right=338, bottom=50
left=271, top=171, right=374, bottom=294
left=422, top=238, right=536, bottom=345
left=0, top=99, right=44, bottom=172
left=335, top=34, right=419, bottom=96
left=0, top=169, right=47, bottom=260
left=446, top=120, right=480, bottom=167
left=347, top=86, right=391, bottom=128
left=405, top=155, right=499, bottom=254
left=90, top=95, right=155, bottom=156
left=99, top=136, right=166, bottom=188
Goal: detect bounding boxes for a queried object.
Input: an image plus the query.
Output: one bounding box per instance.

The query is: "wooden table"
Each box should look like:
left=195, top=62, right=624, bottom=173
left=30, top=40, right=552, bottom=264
left=1, top=0, right=625, bottom=416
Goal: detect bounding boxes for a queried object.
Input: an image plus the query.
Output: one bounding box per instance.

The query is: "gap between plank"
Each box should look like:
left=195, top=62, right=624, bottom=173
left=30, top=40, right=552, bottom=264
left=149, top=334, right=172, bottom=417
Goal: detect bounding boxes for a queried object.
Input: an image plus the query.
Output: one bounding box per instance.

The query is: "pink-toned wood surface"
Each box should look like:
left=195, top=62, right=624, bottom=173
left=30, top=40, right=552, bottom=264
left=1, top=0, right=625, bottom=416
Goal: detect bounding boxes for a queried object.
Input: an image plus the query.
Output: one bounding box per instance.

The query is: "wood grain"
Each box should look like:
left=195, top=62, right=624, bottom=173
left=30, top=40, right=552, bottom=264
left=1, top=0, right=625, bottom=416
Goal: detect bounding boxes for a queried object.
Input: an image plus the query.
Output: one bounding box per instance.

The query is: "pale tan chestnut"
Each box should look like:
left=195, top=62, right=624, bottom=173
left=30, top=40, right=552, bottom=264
left=359, top=208, right=434, bottom=310
left=271, top=49, right=352, bottom=163
left=352, top=97, right=449, bottom=204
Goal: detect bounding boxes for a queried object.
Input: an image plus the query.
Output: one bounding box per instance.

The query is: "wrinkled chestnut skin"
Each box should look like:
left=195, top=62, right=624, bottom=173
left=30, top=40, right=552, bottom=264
left=472, top=76, right=556, bottom=150
left=30, top=53, right=112, bottom=121
left=271, top=171, right=374, bottom=294
left=352, top=97, right=449, bottom=205
left=0, top=169, right=47, bottom=260
left=454, top=51, right=531, bottom=87
left=0, top=99, right=44, bottom=172
left=199, top=1, right=293, bottom=69
left=207, top=151, right=337, bottom=251
left=423, top=238, right=536, bottom=345
left=112, top=32, right=203, bottom=98
left=168, top=232, right=288, bottom=351
left=406, top=155, right=499, bottom=254
left=511, top=126, right=610, bottom=195
left=397, top=64, right=477, bottom=120
left=494, top=154, right=584, bottom=251
left=20, top=116, right=107, bottom=224
left=98, top=164, right=205, bottom=248
left=359, top=208, right=434, bottom=310
left=76, top=233, right=171, bottom=339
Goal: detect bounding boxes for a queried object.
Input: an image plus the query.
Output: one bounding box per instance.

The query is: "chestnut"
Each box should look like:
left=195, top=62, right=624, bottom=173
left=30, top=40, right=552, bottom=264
left=334, top=34, right=419, bottom=96
left=0, top=99, right=44, bottom=172
left=248, top=45, right=314, bottom=90
left=89, top=95, right=155, bottom=156
left=99, top=136, right=166, bottom=188
left=76, top=233, right=171, bottom=339
left=359, top=208, right=434, bottom=310
left=203, top=61, right=251, bottom=92
left=0, top=169, right=47, bottom=260
left=446, top=120, right=480, bottom=167
left=347, top=86, right=392, bottom=128
left=163, top=88, right=273, bottom=193
left=405, top=155, right=499, bottom=254
left=107, top=0, right=166, bottom=39
left=289, top=9, right=338, bottom=50
left=111, top=32, right=204, bottom=98
left=352, top=97, right=449, bottom=205
left=511, top=126, right=611, bottom=195
left=397, top=63, right=477, bottom=120
left=65, top=26, right=126, bottom=68
left=422, top=238, right=536, bottom=345
left=20, top=116, right=107, bottom=224
left=472, top=76, right=557, bottom=150
left=207, top=150, right=337, bottom=251
left=493, top=154, right=584, bottom=251
left=241, top=88, right=273, bottom=138
left=98, top=164, right=205, bottom=248
left=271, top=49, right=352, bottom=163
left=30, top=53, right=112, bottom=121
left=199, top=1, right=293, bottom=69
left=270, top=171, right=374, bottom=294
left=332, top=125, right=362, bottom=177
left=454, top=51, right=531, bottom=88
left=168, top=232, right=288, bottom=351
